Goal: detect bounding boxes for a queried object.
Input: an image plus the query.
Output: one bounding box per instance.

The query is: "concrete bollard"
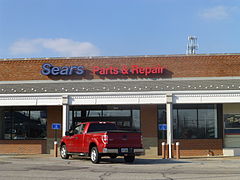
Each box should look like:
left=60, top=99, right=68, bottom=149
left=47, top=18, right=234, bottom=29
left=176, top=142, right=180, bottom=159
left=171, top=143, right=175, bottom=158
left=161, top=142, right=166, bottom=159
left=165, top=144, right=169, bottom=159
left=54, top=141, right=58, bottom=157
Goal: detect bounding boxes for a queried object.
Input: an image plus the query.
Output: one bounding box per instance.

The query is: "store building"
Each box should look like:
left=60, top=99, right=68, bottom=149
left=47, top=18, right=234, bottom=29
left=1, top=54, right=240, bottom=156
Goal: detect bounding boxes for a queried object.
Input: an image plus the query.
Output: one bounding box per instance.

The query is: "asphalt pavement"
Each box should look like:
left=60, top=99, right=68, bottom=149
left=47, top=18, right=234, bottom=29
left=0, top=154, right=240, bottom=180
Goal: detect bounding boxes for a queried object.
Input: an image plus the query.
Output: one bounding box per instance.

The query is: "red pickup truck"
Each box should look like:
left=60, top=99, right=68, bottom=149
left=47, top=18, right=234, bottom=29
left=60, top=122, right=144, bottom=163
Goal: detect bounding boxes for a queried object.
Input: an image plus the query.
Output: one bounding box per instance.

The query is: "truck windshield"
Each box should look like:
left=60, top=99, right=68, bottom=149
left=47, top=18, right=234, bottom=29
left=87, top=123, right=117, bottom=133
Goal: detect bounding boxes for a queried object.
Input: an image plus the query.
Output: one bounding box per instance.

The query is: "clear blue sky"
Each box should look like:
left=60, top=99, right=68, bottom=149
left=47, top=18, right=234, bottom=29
left=0, top=0, right=240, bottom=58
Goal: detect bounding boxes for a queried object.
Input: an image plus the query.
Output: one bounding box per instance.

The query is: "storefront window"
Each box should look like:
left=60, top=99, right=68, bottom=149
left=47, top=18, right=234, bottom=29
left=88, top=110, right=102, bottom=117
left=224, top=114, right=240, bottom=134
left=158, top=109, right=166, bottom=139
left=70, top=105, right=140, bottom=131
left=0, top=108, right=47, bottom=140
left=103, top=110, right=131, bottom=117
left=158, top=104, right=218, bottom=139
left=132, top=110, right=140, bottom=130
left=224, top=114, right=240, bottom=128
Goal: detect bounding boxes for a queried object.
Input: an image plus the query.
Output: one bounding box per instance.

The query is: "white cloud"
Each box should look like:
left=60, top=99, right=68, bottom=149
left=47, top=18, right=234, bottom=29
left=200, top=6, right=238, bottom=21
left=9, top=38, right=100, bottom=57
left=10, top=39, right=40, bottom=55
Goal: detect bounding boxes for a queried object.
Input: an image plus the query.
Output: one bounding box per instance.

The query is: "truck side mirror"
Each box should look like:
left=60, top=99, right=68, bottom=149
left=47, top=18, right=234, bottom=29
left=65, top=131, right=70, bottom=136
left=65, top=131, right=73, bottom=136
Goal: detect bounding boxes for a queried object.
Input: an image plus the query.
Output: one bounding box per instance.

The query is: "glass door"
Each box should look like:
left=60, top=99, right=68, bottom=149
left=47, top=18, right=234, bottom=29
left=224, top=114, right=240, bottom=148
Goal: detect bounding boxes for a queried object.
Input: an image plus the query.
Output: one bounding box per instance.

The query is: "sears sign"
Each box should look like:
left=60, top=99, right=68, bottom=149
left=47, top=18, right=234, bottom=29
left=41, top=63, right=85, bottom=76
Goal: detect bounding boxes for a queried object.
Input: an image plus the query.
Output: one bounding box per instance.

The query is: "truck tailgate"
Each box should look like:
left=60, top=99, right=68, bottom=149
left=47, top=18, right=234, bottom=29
left=106, top=130, right=142, bottom=148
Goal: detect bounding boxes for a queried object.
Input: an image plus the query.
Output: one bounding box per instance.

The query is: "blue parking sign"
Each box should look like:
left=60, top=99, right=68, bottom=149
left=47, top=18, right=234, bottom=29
left=52, top=123, right=61, bottom=130
left=159, top=124, right=167, bottom=131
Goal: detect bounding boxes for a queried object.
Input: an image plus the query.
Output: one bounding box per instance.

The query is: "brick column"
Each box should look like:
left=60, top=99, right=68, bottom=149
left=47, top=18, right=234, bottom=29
left=140, top=105, right=158, bottom=156
left=47, top=106, right=62, bottom=154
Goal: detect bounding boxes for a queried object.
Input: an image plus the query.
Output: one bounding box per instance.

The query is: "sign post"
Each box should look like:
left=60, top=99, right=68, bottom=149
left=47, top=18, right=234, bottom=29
left=159, top=123, right=167, bottom=140
left=52, top=123, right=61, bottom=157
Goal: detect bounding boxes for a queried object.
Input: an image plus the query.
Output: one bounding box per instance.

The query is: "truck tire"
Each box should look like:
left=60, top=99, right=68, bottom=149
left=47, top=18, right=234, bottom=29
left=124, top=155, right=135, bottom=163
left=90, top=147, right=101, bottom=164
left=60, top=145, right=70, bottom=159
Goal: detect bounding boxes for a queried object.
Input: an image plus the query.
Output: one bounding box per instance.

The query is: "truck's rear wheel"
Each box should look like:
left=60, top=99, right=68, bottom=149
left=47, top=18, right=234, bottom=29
left=90, top=147, right=101, bottom=164
left=124, top=155, right=135, bottom=163
left=60, top=145, right=69, bottom=159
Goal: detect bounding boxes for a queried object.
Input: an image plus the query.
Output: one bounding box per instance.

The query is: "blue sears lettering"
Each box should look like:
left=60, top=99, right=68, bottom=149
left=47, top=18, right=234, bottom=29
left=76, top=66, right=85, bottom=75
left=41, top=63, right=52, bottom=75
left=41, top=63, right=85, bottom=76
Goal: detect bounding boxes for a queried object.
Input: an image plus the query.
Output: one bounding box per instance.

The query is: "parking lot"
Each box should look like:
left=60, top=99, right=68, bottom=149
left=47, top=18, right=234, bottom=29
left=0, top=154, right=240, bottom=180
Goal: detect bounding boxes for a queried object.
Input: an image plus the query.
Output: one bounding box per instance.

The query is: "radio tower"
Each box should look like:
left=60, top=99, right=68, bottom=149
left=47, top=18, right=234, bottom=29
left=186, top=36, right=198, bottom=54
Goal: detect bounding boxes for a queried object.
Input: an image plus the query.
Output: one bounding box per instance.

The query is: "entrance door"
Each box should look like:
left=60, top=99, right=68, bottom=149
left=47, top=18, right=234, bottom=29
left=224, top=114, right=240, bottom=148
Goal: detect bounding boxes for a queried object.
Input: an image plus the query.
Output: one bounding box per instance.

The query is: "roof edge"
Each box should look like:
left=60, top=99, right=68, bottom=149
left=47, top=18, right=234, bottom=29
left=1, top=53, right=240, bottom=61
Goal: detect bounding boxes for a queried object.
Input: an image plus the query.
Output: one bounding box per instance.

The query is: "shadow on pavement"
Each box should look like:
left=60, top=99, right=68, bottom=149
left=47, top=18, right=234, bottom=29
left=70, top=156, right=191, bottom=164
left=133, top=158, right=191, bottom=165
left=0, top=154, right=191, bottom=165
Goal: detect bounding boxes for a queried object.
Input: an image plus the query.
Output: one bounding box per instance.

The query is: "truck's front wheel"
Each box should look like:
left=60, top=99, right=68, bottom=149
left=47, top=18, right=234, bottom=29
left=90, top=147, right=101, bottom=164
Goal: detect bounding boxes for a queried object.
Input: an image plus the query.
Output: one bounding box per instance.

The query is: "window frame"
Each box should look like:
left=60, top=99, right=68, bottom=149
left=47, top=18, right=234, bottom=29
left=69, top=105, right=141, bottom=131
left=157, top=104, right=220, bottom=139
left=0, top=107, right=47, bottom=140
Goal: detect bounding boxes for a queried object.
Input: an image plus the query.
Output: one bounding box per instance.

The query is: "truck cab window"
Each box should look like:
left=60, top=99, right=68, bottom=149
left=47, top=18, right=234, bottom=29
left=73, top=124, right=86, bottom=134
left=87, top=123, right=117, bottom=133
